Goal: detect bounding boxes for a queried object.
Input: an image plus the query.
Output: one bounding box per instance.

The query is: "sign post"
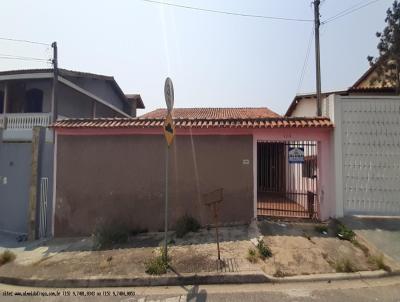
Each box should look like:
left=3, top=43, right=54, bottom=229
left=203, top=188, right=224, bottom=269
left=163, top=77, right=174, bottom=263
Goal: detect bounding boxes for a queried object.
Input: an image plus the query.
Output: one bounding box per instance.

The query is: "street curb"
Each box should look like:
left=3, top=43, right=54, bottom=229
left=267, top=269, right=400, bottom=283
left=0, top=272, right=270, bottom=288
left=1, top=270, right=399, bottom=288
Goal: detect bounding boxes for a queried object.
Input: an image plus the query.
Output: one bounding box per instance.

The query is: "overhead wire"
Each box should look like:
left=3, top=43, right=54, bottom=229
left=297, top=26, right=315, bottom=93
left=0, top=53, right=51, bottom=62
left=139, top=0, right=313, bottom=22
left=322, top=0, right=382, bottom=24
left=0, top=36, right=50, bottom=46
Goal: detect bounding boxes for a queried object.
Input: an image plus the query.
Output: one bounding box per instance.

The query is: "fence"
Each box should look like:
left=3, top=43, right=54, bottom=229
left=1, top=113, right=51, bottom=129
left=257, top=141, right=319, bottom=219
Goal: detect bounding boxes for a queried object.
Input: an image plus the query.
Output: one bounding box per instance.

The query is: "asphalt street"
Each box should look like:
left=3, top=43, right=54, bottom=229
left=1, top=276, right=400, bottom=302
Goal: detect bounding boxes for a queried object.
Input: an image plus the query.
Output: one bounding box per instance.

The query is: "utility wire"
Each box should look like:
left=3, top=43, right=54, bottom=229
left=297, top=26, right=315, bottom=93
left=139, top=0, right=313, bottom=22
left=322, top=0, right=382, bottom=24
left=0, top=36, right=50, bottom=46
left=0, top=53, right=51, bottom=62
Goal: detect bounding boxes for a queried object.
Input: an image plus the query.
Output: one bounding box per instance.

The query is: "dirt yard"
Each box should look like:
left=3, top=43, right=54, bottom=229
left=0, top=225, right=257, bottom=280
left=0, top=221, right=393, bottom=280
left=258, top=219, right=390, bottom=277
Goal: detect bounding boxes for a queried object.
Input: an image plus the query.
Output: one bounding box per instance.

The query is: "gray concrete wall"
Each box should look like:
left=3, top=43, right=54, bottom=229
left=57, top=81, right=126, bottom=118
left=0, top=129, right=53, bottom=236
left=57, top=84, right=93, bottom=118
left=55, top=134, right=254, bottom=237
left=0, top=139, right=32, bottom=234
left=96, top=102, right=123, bottom=118
left=65, top=76, right=125, bottom=111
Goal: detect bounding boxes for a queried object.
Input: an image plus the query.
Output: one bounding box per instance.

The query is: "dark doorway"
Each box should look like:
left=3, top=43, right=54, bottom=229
left=257, top=142, right=286, bottom=193
left=25, top=89, right=43, bottom=113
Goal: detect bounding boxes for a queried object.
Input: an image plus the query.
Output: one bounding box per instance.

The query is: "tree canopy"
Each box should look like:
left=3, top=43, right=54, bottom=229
left=368, top=0, right=400, bottom=91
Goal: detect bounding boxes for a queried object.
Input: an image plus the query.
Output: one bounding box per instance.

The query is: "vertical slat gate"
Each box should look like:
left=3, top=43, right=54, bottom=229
left=257, top=141, right=319, bottom=219
left=39, top=177, right=49, bottom=238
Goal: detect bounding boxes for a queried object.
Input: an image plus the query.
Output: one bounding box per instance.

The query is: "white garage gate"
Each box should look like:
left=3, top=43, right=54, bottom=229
left=334, top=95, right=400, bottom=216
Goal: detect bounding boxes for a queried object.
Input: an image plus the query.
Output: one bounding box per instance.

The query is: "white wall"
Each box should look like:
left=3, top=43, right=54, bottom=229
left=334, top=95, right=400, bottom=216
left=290, top=96, right=332, bottom=118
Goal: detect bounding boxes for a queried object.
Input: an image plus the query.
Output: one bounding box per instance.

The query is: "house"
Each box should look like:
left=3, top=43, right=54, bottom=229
left=51, top=108, right=334, bottom=237
left=286, top=61, right=400, bottom=217
left=285, top=59, right=398, bottom=118
left=0, top=68, right=144, bottom=239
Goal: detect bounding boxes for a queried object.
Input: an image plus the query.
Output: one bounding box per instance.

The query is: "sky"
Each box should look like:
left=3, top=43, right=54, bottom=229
left=0, top=0, right=393, bottom=115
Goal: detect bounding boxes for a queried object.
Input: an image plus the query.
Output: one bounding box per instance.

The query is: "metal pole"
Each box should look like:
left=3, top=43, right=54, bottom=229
left=314, top=0, right=322, bottom=116
left=51, top=41, right=58, bottom=123
left=213, top=203, right=221, bottom=261
left=163, top=145, right=169, bottom=262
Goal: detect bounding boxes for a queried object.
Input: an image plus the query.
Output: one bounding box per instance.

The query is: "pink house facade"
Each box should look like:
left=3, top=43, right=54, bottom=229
left=51, top=108, right=335, bottom=237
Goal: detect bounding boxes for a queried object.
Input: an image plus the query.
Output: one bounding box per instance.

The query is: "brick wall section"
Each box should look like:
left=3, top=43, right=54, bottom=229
left=54, top=134, right=253, bottom=236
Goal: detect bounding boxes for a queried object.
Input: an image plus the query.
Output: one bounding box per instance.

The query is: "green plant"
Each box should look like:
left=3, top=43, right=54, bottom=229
left=92, top=224, right=129, bottom=250
left=257, top=239, right=272, bottom=260
left=174, top=215, right=201, bottom=238
left=0, top=250, right=16, bottom=265
left=145, top=247, right=169, bottom=275
left=337, top=223, right=355, bottom=241
left=315, top=224, right=328, bottom=234
left=145, top=256, right=168, bottom=275
left=246, top=248, right=258, bottom=263
left=368, top=254, right=391, bottom=272
left=335, top=258, right=356, bottom=273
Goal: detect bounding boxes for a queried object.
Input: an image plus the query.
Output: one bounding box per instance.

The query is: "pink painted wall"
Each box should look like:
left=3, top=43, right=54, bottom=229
left=55, top=126, right=334, bottom=221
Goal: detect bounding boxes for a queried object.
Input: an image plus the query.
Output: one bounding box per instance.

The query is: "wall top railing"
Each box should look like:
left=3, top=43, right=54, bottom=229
left=0, top=113, right=51, bottom=130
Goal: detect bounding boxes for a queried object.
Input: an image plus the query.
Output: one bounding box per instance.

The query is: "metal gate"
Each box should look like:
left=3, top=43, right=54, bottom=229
left=257, top=141, right=319, bottom=219
left=39, top=177, right=49, bottom=238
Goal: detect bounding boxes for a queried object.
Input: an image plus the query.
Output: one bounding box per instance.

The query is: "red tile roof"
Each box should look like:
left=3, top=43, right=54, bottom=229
left=140, top=107, right=281, bottom=119
left=53, top=107, right=333, bottom=129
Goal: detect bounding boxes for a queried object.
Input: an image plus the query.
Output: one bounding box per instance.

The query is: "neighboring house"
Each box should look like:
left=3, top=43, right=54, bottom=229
left=52, top=108, right=334, bottom=237
left=286, top=62, right=400, bottom=217
left=0, top=68, right=144, bottom=238
left=286, top=60, right=398, bottom=118
left=285, top=90, right=348, bottom=118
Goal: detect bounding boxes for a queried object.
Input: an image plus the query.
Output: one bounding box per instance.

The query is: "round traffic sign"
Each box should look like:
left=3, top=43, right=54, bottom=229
left=164, top=77, right=174, bottom=112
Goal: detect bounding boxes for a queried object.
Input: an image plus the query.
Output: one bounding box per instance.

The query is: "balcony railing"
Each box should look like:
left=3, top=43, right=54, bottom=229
left=0, top=113, right=51, bottom=129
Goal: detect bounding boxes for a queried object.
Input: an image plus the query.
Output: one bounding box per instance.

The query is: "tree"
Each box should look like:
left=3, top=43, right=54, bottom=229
left=367, top=1, right=400, bottom=92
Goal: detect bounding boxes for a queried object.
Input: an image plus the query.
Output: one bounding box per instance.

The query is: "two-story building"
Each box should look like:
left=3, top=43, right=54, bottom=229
left=0, top=68, right=144, bottom=239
